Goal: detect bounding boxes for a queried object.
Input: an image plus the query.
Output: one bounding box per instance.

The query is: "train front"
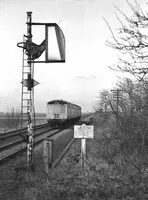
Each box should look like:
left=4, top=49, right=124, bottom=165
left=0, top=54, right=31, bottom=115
left=46, top=100, right=67, bottom=127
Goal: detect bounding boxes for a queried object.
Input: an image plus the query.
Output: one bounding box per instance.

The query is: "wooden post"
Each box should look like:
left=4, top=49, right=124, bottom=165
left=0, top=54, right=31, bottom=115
left=43, top=139, right=53, bottom=174
left=81, top=138, right=86, bottom=170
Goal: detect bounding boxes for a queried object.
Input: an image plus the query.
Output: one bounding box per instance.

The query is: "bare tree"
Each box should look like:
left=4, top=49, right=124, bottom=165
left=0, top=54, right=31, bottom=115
left=94, top=90, right=112, bottom=112
left=105, top=0, right=148, bottom=80
left=95, top=77, right=148, bottom=169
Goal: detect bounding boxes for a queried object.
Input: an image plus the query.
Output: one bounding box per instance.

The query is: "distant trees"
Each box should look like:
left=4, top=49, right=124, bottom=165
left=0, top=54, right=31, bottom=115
left=4, top=107, right=21, bottom=130
left=95, top=78, right=148, bottom=116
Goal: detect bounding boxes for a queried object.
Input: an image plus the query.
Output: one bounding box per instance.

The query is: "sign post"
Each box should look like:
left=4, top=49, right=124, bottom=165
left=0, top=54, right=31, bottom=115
left=74, top=124, right=94, bottom=170
left=81, top=138, right=86, bottom=170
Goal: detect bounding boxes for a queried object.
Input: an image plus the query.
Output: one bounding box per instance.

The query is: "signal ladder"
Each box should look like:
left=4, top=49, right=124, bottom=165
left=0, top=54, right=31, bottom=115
left=20, top=36, right=35, bottom=130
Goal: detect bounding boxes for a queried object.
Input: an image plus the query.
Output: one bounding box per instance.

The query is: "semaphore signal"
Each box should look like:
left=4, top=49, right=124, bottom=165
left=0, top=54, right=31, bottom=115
left=17, top=11, right=66, bottom=171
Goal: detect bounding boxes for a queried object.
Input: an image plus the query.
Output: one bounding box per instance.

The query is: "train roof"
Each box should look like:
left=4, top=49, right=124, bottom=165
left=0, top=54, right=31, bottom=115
left=47, top=99, right=81, bottom=108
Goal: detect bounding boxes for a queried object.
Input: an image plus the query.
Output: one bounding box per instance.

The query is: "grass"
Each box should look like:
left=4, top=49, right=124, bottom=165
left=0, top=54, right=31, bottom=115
left=0, top=114, right=146, bottom=199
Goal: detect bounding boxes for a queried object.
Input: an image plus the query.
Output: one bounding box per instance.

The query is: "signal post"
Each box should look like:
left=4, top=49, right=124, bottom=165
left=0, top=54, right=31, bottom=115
left=26, top=11, right=34, bottom=170
left=17, top=11, right=65, bottom=171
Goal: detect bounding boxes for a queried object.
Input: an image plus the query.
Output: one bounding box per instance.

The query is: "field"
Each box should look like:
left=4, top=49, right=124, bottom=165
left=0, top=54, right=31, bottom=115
left=0, top=113, right=46, bottom=133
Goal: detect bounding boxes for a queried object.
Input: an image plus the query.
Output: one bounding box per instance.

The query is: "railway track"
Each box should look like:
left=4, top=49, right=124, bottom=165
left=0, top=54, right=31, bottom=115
left=0, top=127, right=63, bottom=164
left=0, top=123, right=48, bottom=140
left=0, top=113, right=94, bottom=165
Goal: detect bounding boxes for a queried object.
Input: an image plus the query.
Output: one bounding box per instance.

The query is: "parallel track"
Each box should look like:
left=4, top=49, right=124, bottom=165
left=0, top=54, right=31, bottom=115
left=0, top=123, right=48, bottom=140
left=0, top=114, right=94, bottom=165
left=0, top=127, right=63, bottom=164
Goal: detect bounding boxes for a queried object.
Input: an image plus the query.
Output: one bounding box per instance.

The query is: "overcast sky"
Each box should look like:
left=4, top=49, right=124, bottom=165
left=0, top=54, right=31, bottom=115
left=0, top=0, right=146, bottom=113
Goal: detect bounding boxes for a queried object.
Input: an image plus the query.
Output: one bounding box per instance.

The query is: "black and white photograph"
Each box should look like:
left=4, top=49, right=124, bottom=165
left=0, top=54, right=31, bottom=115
left=0, top=0, right=148, bottom=199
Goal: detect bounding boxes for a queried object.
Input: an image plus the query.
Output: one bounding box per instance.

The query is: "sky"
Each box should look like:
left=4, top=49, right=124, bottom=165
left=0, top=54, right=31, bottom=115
left=0, top=0, right=146, bottom=113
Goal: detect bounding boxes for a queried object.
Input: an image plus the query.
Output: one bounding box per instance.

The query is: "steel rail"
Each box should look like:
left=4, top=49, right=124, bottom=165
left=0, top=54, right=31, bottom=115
left=0, top=128, right=63, bottom=164
left=0, top=113, right=94, bottom=165
left=0, top=114, right=93, bottom=152
left=0, top=123, right=49, bottom=140
left=0, top=126, right=52, bottom=152
left=0, top=113, right=92, bottom=141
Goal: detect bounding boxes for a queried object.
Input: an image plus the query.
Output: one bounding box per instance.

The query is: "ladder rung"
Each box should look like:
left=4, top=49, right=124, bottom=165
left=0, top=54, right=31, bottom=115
left=22, top=90, right=30, bottom=92
left=22, top=100, right=31, bottom=102
left=22, top=86, right=28, bottom=88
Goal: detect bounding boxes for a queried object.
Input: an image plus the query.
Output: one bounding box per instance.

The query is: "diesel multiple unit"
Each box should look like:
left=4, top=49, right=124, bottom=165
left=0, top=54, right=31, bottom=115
left=46, top=99, right=81, bottom=127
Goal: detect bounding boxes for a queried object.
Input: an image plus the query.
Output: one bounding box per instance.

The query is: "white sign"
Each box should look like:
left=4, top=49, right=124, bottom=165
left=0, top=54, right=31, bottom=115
left=74, top=124, right=94, bottom=138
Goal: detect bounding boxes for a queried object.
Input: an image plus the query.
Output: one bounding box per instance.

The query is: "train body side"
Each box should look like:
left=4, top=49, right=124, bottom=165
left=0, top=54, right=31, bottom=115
left=67, top=103, right=81, bottom=119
